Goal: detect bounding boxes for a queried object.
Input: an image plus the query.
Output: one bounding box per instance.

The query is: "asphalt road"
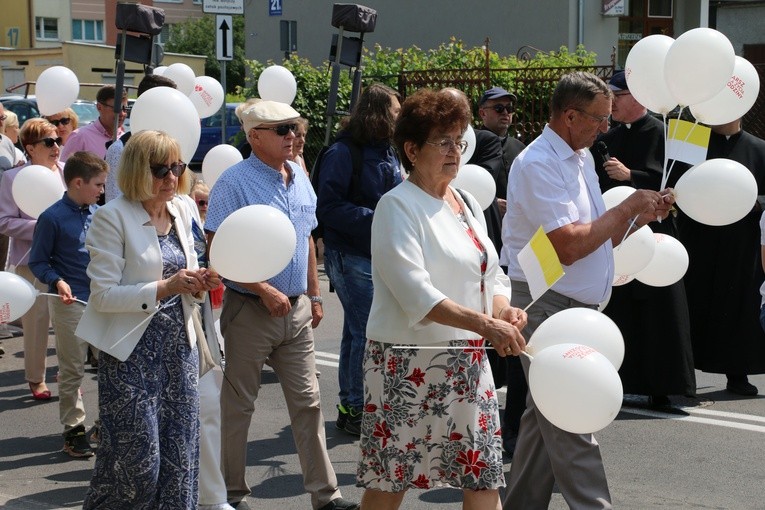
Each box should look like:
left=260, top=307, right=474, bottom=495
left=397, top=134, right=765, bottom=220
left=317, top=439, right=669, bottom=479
left=1, top=268, right=764, bottom=509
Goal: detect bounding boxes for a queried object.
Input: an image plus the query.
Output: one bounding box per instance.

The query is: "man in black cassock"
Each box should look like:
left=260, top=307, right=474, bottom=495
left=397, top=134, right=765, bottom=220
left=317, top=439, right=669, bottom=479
left=468, top=86, right=526, bottom=457
left=594, top=71, right=696, bottom=405
left=676, top=117, right=765, bottom=396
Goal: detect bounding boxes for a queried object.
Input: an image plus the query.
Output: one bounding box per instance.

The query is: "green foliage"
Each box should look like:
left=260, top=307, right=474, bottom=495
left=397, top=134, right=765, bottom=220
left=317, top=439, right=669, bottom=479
left=164, top=15, right=246, bottom=93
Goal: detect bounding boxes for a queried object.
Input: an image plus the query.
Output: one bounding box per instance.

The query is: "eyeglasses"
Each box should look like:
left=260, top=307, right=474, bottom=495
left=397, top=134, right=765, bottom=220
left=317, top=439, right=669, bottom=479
left=485, top=104, right=515, bottom=114
left=196, top=199, right=208, bottom=206
left=98, top=101, right=129, bottom=113
left=150, top=162, right=187, bottom=179
left=0, top=114, right=6, bottom=121
left=613, top=91, right=632, bottom=97
left=572, top=108, right=609, bottom=125
left=32, top=137, right=63, bottom=148
left=253, top=123, right=297, bottom=136
left=48, top=117, right=71, bottom=127
left=425, top=138, right=469, bottom=155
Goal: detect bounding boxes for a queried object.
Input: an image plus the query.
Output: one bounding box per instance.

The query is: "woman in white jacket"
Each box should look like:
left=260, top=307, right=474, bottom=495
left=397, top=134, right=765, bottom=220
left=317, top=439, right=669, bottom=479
left=77, top=130, right=220, bottom=509
left=356, top=89, right=528, bottom=510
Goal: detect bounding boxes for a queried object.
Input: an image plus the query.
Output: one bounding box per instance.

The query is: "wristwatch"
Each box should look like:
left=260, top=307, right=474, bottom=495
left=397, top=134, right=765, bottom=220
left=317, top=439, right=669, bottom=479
left=308, top=295, right=323, bottom=304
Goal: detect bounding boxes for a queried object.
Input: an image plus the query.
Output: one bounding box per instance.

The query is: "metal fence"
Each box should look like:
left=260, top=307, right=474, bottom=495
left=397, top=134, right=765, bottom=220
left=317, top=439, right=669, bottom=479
left=743, top=64, right=765, bottom=139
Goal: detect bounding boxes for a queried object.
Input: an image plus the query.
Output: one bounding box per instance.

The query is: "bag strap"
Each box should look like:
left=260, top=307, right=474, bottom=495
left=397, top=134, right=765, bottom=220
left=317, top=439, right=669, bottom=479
left=455, top=188, right=476, bottom=216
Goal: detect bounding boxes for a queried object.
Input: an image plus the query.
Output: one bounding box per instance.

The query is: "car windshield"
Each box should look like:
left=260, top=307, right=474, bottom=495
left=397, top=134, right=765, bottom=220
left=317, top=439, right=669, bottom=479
left=71, top=101, right=98, bottom=125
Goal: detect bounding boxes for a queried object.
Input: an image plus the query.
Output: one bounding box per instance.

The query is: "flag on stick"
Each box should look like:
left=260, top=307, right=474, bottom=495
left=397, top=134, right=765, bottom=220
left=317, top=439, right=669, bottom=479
left=517, top=226, right=565, bottom=303
left=666, top=119, right=711, bottom=166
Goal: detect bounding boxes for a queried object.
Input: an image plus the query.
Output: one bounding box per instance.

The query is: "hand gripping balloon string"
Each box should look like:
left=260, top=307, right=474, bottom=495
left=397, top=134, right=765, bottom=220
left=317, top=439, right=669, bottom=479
left=37, top=293, right=87, bottom=305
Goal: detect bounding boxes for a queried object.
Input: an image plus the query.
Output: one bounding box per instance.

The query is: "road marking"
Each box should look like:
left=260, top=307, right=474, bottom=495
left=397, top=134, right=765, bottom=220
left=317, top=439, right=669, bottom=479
left=620, top=407, right=765, bottom=433
left=315, top=350, right=339, bottom=368
left=684, top=408, right=765, bottom=424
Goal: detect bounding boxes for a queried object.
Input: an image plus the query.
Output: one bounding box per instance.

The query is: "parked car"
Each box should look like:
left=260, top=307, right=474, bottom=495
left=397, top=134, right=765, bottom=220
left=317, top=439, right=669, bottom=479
left=0, top=96, right=98, bottom=127
left=71, top=99, right=98, bottom=125
left=190, top=102, right=242, bottom=170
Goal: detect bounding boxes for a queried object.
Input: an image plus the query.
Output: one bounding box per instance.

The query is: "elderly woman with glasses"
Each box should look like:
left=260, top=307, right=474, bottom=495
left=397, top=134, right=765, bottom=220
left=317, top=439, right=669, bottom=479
left=0, top=118, right=65, bottom=400
left=76, top=130, right=221, bottom=509
left=356, top=89, right=528, bottom=510
left=45, top=107, right=79, bottom=147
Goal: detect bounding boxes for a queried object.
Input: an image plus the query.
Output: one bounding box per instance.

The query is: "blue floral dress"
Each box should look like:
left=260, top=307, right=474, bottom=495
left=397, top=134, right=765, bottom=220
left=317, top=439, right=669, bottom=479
left=84, top=226, right=200, bottom=509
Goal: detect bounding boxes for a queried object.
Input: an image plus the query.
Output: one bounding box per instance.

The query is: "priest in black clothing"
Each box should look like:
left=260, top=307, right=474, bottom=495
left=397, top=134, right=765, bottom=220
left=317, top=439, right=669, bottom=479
left=675, top=117, right=765, bottom=396
left=594, top=71, right=696, bottom=406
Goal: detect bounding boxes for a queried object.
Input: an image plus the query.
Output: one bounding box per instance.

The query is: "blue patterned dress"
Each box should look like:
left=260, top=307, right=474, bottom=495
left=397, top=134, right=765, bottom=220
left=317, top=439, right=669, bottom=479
left=84, top=226, right=200, bottom=509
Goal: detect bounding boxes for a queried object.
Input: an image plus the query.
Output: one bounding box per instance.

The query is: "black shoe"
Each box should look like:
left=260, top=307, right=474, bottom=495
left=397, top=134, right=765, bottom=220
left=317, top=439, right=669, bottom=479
left=336, top=404, right=348, bottom=431
left=649, top=395, right=671, bottom=408
left=63, top=425, right=94, bottom=458
left=726, top=377, right=758, bottom=396
left=336, top=404, right=362, bottom=436
left=317, top=497, right=360, bottom=510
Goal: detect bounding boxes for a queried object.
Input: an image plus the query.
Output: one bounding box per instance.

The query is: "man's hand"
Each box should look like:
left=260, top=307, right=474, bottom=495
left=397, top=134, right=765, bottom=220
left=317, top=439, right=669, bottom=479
left=56, top=280, right=75, bottom=305
left=496, top=198, right=507, bottom=217
left=259, top=285, right=292, bottom=317
left=310, top=301, right=323, bottom=328
left=603, top=157, right=631, bottom=181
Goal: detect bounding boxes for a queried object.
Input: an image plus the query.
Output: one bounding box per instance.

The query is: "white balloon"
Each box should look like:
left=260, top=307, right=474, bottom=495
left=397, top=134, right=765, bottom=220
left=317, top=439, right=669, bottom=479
left=257, top=65, right=297, bottom=105
left=0, top=271, right=39, bottom=323
left=634, top=234, right=689, bottom=287
left=130, top=87, right=202, bottom=164
left=461, top=125, right=476, bottom=166
left=614, top=224, right=656, bottom=276
left=210, top=205, right=297, bottom=283
left=602, top=185, right=636, bottom=210
left=153, top=66, right=168, bottom=76
left=36, top=66, right=80, bottom=116
left=674, top=158, right=757, bottom=226
left=163, top=63, right=197, bottom=96
left=452, top=164, right=496, bottom=211
left=528, top=308, right=625, bottom=369
left=690, top=57, right=761, bottom=126
left=189, top=76, right=225, bottom=119
left=529, top=343, right=623, bottom=434
left=11, top=165, right=65, bottom=219
left=202, top=144, right=243, bottom=188
left=613, top=273, right=636, bottom=287
left=624, top=35, right=677, bottom=115
left=664, top=28, right=735, bottom=106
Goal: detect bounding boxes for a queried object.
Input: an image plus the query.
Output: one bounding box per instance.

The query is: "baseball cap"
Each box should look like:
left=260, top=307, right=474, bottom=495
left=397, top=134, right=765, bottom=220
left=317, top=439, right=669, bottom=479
left=479, top=86, right=517, bottom=105
left=608, top=71, right=628, bottom=92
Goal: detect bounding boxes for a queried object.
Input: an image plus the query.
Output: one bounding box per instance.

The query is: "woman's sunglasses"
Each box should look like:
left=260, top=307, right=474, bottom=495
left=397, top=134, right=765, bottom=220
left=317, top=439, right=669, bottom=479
left=32, top=137, right=63, bottom=148
left=150, top=162, right=187, bottom=179
left=196, top=199, right=208, bottom=206
left=48, top=118, right=72, bottom=127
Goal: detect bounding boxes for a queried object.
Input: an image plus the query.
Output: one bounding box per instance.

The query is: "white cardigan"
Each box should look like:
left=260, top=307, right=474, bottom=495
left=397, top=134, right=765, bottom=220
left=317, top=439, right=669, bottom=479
left=76, top=196, right=201, bottom=361
left=366, top=180, right=512, bottom=345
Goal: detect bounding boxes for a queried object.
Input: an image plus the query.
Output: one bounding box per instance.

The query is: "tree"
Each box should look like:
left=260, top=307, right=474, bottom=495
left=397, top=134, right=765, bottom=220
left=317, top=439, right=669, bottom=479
left=164, top=15, right=246, bottom=93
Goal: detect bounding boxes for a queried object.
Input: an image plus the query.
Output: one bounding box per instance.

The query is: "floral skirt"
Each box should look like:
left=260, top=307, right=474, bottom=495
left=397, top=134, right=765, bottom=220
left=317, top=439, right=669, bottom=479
left=356, top=339, right=504, bottom=492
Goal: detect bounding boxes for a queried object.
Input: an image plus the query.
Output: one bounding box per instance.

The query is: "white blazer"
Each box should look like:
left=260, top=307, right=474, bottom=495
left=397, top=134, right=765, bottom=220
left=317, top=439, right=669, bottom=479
left=76, top=195, right=201, bottom=361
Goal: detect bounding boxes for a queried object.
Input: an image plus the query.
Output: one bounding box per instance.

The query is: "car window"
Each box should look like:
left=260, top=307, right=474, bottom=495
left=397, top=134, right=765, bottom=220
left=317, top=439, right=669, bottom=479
left=71, top=101, right=98, bottom=125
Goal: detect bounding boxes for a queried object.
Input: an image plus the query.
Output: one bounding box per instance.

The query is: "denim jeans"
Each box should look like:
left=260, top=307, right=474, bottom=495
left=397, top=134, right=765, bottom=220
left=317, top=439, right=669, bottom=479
left=323, top=247, right=373, bottom=410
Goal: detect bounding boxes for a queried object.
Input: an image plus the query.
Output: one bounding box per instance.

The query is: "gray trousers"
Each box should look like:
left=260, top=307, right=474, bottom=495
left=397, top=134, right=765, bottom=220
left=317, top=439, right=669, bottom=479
left=503, top=280, right=612, bottom=510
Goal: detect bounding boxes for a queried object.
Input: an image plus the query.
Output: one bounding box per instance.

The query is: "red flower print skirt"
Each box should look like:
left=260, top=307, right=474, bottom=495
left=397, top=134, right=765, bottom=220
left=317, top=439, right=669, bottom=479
left=356, top=339, right=505, bottom=492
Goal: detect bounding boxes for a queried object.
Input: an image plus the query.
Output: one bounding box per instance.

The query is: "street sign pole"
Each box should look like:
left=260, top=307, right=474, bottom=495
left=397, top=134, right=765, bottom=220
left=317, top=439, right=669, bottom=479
left=221, top=60, right=227, bottom=146
left=215, top=14, right=234, bottom=151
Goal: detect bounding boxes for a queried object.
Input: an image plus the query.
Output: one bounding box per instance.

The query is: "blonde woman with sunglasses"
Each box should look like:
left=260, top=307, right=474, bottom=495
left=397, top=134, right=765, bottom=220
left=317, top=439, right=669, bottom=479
left=45, top=107, right=79, bottom=146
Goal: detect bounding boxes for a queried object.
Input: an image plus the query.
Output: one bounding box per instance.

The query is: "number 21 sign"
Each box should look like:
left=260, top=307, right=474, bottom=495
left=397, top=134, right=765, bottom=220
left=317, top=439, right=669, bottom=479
left=269, top=0, right=282, bottom=16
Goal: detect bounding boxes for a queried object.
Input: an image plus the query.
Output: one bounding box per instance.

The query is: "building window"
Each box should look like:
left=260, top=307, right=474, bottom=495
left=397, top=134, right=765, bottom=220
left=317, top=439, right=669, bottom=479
left=72, top=19, right=104, bottom=42
left=157, top=24, right=173, bottom=46
left=35, top=17, right=58, bottom=41
left=648, top=0, right=673, bottom=18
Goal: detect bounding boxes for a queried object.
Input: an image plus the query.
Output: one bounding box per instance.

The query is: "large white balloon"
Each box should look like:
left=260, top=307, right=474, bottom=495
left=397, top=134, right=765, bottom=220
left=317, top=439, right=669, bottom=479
left=690, top=57, right=761, bottom=126
left=189, top=76, right=225, bottom=119
left=36, top=66, right=79, bottom=116
left=202, top=144, right=243, bottom=188
left=529, top=343, right=623, bottom=434
left=257, top=65, right=297, bottom=105
left=664, top=28, right=735, bottom=106
left=210, top=205, right=296, bottom=283
left=613, top=273, right=636, bottom=287
left=0, top=271, right=39, bottom=323
left=163, top=63, right=196, bottom=96
left=602, top=186, right=636, bottom=210
left=614, top=224, right=656, bottom=276
left=460, top=125, right=476, bottom=166
left=624, top=35, right=677, bottom=115
left=674, top=158, right=757, bottom=226
left=634, top=234, right=689, bottom=287
left=452, top=164, right=496, bottom=211
left=153, top=66, right=168, bottom=76
left=528, top=308, right=625, bottom=369
left=11, top=165, right=65, bottom=219
left=130, top=87, right=202, bottom=164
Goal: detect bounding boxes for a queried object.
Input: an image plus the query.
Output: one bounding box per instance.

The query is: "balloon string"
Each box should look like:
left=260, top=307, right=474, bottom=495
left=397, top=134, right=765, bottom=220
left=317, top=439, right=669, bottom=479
left=618, top=215, right=640, bottom=248
left=111, top=295, right=181, bottom=348
left=390, top=344, right=533, bottom=360
left=37, top=292, right=87, bottom=305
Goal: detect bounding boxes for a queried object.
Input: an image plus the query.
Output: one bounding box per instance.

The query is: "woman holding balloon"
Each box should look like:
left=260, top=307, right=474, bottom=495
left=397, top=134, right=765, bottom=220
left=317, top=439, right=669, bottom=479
left=75, top=130, right=220, bottom=508
left=0, top=118, right=65, bottom=400
left=356, top=88, right=527, bottom=510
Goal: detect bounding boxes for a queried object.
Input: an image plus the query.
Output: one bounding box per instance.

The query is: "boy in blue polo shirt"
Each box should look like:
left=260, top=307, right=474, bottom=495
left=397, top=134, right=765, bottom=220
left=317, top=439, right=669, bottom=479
left=29, top=151, right=107, bottom=458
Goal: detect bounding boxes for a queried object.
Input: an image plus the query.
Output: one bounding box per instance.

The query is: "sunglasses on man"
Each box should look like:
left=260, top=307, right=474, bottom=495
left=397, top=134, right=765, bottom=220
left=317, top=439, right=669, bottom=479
left=48, top=117, right=72, bottom=127
left=32, top=137, right=63, bottom=148
left=253, top=123, right=297, bottom=136
left=150, top=162, right=187, bottom=179
left=486, top=104, right=515, bottom=114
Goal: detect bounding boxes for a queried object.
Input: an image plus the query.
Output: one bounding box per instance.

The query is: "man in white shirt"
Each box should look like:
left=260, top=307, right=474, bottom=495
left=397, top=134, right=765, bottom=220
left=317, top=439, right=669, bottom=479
left=500, top=72, right=674, bottom=510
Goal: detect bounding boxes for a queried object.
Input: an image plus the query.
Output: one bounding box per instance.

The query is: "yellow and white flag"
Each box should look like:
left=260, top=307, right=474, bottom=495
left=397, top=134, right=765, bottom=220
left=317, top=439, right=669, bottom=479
left=666, top=119, right=711, bottom=166
left=517, top=226, right=565, bottom=302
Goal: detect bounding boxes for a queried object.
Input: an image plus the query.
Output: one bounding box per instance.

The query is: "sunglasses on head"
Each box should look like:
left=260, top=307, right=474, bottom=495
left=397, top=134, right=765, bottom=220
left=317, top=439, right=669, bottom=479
left=150, top=162, right=187, bottom=179
left=487, top=104, right=515, bottom=114
left=48, top=117, right=71, bottom=127
left=33, top=137, right=63, bottom=148
left=254, top=123, right=297, bottom=136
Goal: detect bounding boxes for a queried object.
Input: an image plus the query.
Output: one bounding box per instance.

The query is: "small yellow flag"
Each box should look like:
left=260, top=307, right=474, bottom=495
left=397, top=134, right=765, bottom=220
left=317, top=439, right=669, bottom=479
left=666, top=119, right=711, bottom=166
left=517, top=226, right=565, bottom=301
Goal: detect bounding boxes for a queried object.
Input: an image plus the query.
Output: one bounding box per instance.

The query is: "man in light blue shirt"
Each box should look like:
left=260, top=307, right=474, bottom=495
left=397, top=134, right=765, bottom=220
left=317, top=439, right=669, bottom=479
left=205, top=100, right=358, bottom=510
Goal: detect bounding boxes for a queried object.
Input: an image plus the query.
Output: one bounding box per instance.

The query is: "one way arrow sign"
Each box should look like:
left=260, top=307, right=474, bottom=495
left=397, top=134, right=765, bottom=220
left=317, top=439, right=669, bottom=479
left=216, top=15, right=233, bottom=61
